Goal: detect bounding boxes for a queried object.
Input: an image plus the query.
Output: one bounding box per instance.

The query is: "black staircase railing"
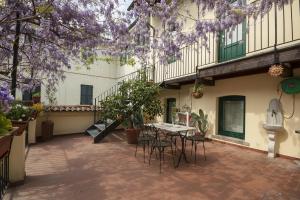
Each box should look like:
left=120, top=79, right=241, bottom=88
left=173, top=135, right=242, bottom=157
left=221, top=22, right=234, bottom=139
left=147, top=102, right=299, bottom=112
left=0, top=153, right=10, bottom=200
left=93, top=67, right=153, bottom=123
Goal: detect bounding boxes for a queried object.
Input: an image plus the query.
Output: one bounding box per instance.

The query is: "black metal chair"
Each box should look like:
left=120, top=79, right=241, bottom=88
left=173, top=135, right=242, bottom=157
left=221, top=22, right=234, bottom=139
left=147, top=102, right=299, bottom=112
left=148, top=126, right=175, bottom=173
left=186, top=131, right=206, bottom=162
left=166, top=131, right=180, bottom=154
left=135, top=125, right=155, bottom=163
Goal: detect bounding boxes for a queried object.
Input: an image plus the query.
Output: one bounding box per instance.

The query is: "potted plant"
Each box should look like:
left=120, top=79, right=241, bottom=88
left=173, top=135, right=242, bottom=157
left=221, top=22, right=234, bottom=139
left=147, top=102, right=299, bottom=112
left=192, top=83, right=204, bottom=98
left=124, top=110, right=143, bottom=144
left=40, top=83, right=57, bottom=141
left=0, top=82, right=17, bottom=158
left=6, top=103, right=32, bottom=135
left=31, top=103, right=44, bottom=119
left=100, top=72, right=163, bottom=144
left=32, top=92, right=41, bottom=104
left=191, top=109, right=209, bottom=136
left=0, top=113, right=15, bottom=158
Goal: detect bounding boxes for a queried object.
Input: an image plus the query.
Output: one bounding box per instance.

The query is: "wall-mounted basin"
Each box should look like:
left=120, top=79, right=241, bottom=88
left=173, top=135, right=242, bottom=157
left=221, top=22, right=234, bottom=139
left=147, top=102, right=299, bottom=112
left=263, top=99, right=284, bottom=158
left=263, top=124, right=284, bottom=132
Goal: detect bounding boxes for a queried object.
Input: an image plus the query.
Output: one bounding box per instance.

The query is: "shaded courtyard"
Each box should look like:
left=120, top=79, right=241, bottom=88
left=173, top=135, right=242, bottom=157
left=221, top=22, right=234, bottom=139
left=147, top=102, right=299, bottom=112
left=5, top=132, right=300, bottom=200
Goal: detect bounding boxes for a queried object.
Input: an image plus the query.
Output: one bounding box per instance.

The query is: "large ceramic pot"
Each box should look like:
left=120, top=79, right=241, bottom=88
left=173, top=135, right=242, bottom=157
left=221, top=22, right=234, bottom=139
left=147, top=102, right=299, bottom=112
left=41, top=120, right=54, bottom=141
left=11, top=121, right=29, bottom=136
left=0, top=128, right=18, bottom=158
left=125, top=128, right=140, bottom=144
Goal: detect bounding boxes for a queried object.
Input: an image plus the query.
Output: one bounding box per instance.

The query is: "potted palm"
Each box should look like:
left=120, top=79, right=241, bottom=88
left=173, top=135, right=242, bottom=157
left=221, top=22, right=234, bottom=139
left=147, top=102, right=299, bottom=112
left=192, top=83, right=204, bottom=98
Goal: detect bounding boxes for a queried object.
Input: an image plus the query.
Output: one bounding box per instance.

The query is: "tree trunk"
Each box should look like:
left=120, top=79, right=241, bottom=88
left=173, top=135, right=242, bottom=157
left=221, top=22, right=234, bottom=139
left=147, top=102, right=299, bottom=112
left=11, top=11, right=21, bottom=97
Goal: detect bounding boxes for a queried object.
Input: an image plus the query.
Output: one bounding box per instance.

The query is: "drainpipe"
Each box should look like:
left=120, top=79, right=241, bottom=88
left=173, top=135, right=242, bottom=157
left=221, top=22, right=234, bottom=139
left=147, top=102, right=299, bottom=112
left=274, top=1, right=279, bottom=64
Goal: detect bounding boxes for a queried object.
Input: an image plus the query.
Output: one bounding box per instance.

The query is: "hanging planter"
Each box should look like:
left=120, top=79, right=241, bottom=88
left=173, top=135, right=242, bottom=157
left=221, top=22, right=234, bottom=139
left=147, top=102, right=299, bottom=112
left=192, top=83, right=204, bottom=99
left=268, top=64, right=284, bottom=77
left=192, top=91, right=203, bottom=98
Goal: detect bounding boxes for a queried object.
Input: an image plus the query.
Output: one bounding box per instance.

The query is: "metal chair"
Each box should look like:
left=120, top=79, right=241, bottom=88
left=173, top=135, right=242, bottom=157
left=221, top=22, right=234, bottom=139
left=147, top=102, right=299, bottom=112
left=166, top=131, right=180, bottom=154
left=186, top=131, right=206, bottom=162
left=135, top=125, right=155, bottom=163
left=149, top=126, right=175, bottom=173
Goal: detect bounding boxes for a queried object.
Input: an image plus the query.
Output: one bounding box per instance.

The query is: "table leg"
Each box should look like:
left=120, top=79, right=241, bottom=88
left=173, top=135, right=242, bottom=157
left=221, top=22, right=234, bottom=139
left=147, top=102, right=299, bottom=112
left=175, top=134, right=188, bottom=168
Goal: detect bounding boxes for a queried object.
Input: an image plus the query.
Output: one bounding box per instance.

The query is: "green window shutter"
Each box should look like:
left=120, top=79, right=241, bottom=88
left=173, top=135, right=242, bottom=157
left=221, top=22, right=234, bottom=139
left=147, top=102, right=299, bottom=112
left=81, top=85, right=93, bottom=105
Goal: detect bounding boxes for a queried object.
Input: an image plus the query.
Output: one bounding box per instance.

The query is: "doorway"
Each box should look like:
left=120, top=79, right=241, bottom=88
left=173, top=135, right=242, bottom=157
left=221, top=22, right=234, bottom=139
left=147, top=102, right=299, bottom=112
left=166, top=98, right=176, bottom=123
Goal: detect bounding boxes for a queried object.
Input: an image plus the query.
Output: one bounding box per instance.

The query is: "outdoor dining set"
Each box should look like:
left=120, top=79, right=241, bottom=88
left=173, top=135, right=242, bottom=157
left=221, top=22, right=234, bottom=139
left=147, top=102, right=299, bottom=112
left=135, top=122, right=207, bottom=173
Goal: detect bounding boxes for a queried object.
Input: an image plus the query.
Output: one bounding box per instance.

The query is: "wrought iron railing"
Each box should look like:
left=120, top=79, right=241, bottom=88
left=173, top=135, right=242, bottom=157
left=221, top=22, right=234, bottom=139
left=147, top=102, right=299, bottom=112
left=93, top=67, right=153, bottom=122
left=0, top=153, right=10, bottom=200
left=154, top=0, right=300, bottom=82
left=92, top=1, right=300, bottom=123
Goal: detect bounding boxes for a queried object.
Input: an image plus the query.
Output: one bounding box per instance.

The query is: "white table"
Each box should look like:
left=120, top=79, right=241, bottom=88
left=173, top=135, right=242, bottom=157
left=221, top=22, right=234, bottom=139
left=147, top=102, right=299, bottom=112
left=146, top=123, right=196, bottom=167
left=149, top=123, right=195, bottom=133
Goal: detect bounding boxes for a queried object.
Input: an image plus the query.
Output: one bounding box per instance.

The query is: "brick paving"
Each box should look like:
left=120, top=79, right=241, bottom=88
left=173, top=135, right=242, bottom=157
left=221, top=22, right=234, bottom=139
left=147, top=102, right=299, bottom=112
left=5, top=132, right=300, bottom=200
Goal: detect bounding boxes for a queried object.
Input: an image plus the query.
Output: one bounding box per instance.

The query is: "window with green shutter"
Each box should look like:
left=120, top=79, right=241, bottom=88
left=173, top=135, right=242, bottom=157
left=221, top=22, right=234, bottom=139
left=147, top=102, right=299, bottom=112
left=80, top=85, right=93, bottom=105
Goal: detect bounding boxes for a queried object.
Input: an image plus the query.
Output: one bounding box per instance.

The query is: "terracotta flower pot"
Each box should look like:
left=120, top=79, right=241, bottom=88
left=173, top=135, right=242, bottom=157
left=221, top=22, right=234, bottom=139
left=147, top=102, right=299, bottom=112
left=125, top=128, right=140, bottom=144
left=192, top=92, right=203, bottom=99
left=11, top=121, right=29, bottom=136
left=0, top=128, right=18, bottom=158
left=32, top=96, right=41, bottom=104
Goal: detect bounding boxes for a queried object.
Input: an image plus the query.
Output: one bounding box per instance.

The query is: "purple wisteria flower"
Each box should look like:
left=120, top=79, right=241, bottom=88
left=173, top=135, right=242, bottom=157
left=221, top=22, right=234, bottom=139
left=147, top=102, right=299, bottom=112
left=0, top=82, right=14, bottom=113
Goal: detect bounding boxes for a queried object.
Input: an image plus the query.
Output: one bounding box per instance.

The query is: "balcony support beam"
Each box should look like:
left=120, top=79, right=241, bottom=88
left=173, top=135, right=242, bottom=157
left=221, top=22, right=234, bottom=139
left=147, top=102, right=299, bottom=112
left=198, top=45, right=300, bottom=79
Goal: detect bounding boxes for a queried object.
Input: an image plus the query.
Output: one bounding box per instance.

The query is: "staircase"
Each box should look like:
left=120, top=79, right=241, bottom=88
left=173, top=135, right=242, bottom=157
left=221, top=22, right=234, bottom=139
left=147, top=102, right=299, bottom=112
left=85, top=67, right=153, bottom=143
left=85, top=120, right=122, bottom=143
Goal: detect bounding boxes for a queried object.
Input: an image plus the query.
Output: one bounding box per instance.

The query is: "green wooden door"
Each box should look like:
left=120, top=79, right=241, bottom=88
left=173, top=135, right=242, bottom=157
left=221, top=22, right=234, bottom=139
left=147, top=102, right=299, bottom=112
left=218, top=96, right=245, bottom=140
left=218, top=0, right=246, bottom=62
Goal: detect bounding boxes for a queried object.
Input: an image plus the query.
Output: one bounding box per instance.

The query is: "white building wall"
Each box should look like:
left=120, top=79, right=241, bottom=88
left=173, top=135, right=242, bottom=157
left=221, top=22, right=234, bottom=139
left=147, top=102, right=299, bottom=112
left=41, top=58, right=119, bottom=105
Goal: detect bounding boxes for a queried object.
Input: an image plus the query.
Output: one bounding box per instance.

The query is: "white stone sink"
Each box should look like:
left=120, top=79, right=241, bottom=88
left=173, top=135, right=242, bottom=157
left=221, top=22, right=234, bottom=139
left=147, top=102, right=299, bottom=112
left=263, top=124, right=284, bottom=132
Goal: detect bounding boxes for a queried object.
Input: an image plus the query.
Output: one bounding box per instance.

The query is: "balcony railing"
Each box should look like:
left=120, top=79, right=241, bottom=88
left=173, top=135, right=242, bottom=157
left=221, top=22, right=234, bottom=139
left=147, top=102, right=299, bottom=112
left=154, top=0, right=300, bottom=83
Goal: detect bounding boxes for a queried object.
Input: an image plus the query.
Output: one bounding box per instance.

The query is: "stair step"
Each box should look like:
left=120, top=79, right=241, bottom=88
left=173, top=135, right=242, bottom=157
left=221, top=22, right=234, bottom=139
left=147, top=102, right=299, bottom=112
left=94, top=124, right=106, bottom=130
left=86, top=129, right=101, bottom=138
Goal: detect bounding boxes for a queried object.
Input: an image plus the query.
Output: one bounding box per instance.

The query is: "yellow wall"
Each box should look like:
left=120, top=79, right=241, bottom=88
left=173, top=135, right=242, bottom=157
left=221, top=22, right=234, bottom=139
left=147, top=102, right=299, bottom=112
left=36, top=112, right=94, bottom=136
left=9, top=130, right=25, bottom=183
left=159, top=68, right=300, bottom=158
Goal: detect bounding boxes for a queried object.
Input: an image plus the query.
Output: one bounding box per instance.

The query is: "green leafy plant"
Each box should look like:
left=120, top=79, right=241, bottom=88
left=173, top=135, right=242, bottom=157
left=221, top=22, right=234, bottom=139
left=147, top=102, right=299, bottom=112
left=191, top=109, right=209, bottom=135
left=32, top=92, right=41, bottom=97
left=45, top=83, right=57, bottom=105
left=0, top=113, right=12, bottom=135
left=193, top=83, right=204, bottom=94
left=100, top=71, right=162, bottom=129
left=192, top=83, right=204, bottom=98
left=6, top=103, right=33, bottom=121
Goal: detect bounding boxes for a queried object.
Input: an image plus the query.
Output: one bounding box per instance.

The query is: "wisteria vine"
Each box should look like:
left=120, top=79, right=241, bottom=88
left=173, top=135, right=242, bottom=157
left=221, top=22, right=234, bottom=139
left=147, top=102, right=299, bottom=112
left=0, top=0, right=291, bottom=92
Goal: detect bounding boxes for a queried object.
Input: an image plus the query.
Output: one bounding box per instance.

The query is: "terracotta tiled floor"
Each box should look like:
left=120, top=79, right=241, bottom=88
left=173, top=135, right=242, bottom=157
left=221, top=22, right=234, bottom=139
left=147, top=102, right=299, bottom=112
left=6, top=132, right=300, bottom=200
